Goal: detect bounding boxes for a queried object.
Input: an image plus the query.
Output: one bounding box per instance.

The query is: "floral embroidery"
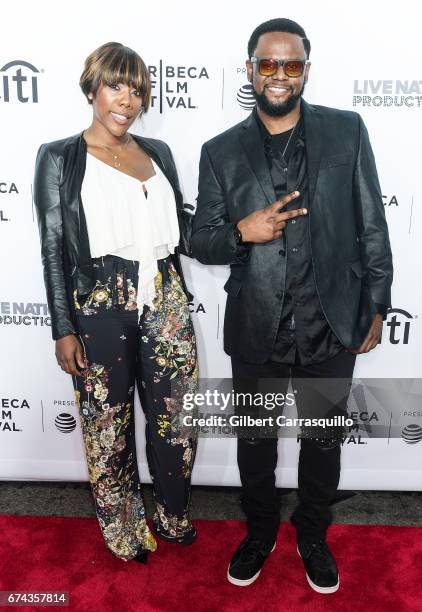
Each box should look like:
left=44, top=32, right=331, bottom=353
left=140, top=262, right=199, bottom=479
left=144, top=263, right=198, bottom=381
left=77, top=362, right=157, bottom=559
left=153, top=502, right=194, bottom=540
left=74, top=272, right=137, bottom=315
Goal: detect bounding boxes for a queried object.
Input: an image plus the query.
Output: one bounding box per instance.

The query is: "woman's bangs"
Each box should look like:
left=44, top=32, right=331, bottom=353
left=102, top=52, right=145, bottom=92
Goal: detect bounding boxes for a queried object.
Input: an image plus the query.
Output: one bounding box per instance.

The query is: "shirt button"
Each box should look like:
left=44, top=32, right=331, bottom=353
left=291, top=219, right=296, bottom=224
left=283, top=167, right=288, bottom=172
left=279, top=248, right=286, bottom=256
left=292, top=247, right=299, bottom=253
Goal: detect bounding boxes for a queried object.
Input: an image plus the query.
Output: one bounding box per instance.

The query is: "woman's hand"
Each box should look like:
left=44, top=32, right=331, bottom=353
left=55, top=335, right=86, bottom=376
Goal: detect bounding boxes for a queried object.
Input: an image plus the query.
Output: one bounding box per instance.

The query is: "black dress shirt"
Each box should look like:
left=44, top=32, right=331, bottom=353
left=254, top=108, right=345, bottom=365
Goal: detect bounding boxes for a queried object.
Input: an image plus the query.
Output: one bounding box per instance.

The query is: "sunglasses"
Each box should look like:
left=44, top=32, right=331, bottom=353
left=250, top=57, right=310, bottom=78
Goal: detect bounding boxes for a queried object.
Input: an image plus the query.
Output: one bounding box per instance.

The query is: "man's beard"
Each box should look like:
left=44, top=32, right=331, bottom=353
left=253, top=82, right=305, bottom=117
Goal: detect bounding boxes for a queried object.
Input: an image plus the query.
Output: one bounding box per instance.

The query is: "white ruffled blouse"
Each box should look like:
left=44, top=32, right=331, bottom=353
left=81, top=153, right=180, bottom=312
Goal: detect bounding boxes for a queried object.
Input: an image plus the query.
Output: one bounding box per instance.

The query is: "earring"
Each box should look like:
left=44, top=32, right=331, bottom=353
left=88, top=94, right=93, bottom=100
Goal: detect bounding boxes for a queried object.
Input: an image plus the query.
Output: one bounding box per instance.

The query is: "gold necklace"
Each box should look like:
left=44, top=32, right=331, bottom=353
left=98, top=135, right=131, bottom=168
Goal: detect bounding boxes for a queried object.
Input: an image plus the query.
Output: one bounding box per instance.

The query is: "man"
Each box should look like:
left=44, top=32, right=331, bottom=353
left=192, top=18, right=392, bottom=593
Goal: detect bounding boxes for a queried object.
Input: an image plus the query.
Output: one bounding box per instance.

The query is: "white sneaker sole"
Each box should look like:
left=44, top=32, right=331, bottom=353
left=227, top=542, right=276, bottom=586
left=296, top=545, right=339, bottom=594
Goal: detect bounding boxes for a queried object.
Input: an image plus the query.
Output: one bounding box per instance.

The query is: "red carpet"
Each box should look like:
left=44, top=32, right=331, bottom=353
left=0, top=516, right=421, bottom=612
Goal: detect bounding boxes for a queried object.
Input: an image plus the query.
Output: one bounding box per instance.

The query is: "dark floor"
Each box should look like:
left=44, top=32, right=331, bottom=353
left=0, top=482, right=421, bottom=526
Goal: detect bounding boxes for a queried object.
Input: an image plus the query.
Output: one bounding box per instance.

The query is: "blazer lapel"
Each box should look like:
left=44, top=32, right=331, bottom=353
left=239, top=113, right=276, bottom=205
left=301, top=99, right=323, bottom=207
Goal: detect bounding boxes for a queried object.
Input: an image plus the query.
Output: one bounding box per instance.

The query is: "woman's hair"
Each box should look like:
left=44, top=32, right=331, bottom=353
left=79, top=42, right=151, bottom=112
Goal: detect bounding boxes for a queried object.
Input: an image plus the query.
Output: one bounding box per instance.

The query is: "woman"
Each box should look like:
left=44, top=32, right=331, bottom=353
left=33, top=42, right=198, bottom=562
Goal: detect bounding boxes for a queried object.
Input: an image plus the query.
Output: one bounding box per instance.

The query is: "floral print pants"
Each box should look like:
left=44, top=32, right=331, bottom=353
left=72, top=255, right=198, bottom=560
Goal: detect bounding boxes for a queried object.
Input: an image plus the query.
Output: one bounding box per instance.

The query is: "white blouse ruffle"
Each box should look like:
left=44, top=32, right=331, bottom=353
left=81, top=153, right=180, bottom=313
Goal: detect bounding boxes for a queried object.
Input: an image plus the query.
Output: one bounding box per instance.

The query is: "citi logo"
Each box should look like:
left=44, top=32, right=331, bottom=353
left=237, top=84, right=255, bottom=110
left=386, top=308, right=413, bottom=344
left=0, top=60, right=41, bottom=103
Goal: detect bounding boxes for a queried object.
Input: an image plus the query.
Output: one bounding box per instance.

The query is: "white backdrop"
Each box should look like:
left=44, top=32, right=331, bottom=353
left=1, top=0, right=421, bottom=489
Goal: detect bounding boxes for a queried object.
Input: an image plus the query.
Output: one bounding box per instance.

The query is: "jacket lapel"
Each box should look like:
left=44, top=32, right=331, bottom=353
left=301, top=99, right=323, bottom=207
left=75, top=134, right=91, bottom=267
left=239, top=113, right=276, bottom=205
left=133, top=136, right=167, bottom=172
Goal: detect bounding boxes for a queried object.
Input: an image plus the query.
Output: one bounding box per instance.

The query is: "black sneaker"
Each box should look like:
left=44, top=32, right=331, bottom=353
left=227, top=537, right=276, bottom=586
left=297, top=538, right=339, bottom=594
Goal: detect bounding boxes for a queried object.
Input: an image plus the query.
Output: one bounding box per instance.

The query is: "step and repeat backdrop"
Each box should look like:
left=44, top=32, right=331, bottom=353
left=1, top=0, right=421, bottom=489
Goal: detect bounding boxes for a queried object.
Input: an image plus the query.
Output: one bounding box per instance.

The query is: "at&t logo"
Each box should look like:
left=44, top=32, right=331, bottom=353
left=401, top=424, right=422, bottom=444
left=54, top=413, right=77, bottom=434
left=0, top=60, right=41, bottom=103
left=237, top=83, right=255, bottom=110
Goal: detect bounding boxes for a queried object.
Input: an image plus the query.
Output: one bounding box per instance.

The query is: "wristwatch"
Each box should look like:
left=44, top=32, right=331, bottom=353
left=233, top=224, right=244, bottom=245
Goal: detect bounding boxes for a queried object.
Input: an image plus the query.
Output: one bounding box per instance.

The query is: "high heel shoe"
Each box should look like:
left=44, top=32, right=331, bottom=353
left=133, top=550, right=148, bottom=564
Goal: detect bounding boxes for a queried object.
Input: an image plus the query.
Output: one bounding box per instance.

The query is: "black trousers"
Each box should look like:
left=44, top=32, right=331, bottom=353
left=231, top=349, right=356, bottom=543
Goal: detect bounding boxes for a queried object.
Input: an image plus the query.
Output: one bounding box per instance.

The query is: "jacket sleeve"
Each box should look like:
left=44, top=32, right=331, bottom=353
left=191, top=143, right=250, bottom=265
left=164, top=143, right=194, bottom=258
left=353, top=116, right=393, bottom=307
left=33, top=144, right=76, bottom=340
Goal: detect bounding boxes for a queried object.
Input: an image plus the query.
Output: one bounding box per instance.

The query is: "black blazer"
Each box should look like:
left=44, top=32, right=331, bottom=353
left=192, top=100, right=393, bottom=362
left=33, top=132, right=193, bottom=340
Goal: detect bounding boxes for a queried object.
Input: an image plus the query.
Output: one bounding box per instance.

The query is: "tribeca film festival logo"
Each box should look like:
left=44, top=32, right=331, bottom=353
left=341, top=409, right=380, bottom=445
left=383, top=194, right=399, bottom=208
left=0, top=60, right=42, bottom=104
left=188, top=298, right=206, bottom=314
left=0, top=302, right=51, bottom=328
left=147, top=61, right=209, bottom=113
left=353, top=80, right=422, bottom=108
left=0, top=398, right=30, bottom=433
left=0, top=180, right=19, bottom=223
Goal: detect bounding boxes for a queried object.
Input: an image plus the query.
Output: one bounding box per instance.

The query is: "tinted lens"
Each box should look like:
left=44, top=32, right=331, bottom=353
left=283, top=60, right=305, bottom=77
left=258, top=59, right=278, bottom=76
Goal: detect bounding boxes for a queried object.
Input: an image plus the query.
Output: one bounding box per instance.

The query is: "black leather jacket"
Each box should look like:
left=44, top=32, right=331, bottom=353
left=192, top=100, right=393, bottom=361
left=33, top=132, right=193, bottom=340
